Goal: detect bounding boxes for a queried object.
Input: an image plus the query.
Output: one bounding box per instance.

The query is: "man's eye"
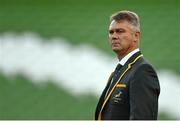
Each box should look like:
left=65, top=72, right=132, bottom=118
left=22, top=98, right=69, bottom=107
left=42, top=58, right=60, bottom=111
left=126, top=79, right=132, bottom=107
left=116, top=29, right=125, bottom=33
left=109, top=30, right=114, bottom=34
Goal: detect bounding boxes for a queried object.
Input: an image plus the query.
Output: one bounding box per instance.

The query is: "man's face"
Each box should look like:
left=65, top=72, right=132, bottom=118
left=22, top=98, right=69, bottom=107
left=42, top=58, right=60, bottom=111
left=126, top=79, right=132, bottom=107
left=108, top=20, right=139, bottom=56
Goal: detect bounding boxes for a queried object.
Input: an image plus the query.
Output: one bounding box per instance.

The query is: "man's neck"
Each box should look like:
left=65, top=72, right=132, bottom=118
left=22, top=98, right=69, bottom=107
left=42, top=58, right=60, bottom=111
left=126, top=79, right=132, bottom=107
left=117, top=46, right=138, bottom=60
left=118, top=48, right=140, bottom=66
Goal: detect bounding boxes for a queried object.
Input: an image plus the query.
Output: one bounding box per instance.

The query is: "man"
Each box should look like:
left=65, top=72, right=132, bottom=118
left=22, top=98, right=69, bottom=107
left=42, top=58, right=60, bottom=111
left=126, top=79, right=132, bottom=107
left=95, top=10, right=160, bottom=120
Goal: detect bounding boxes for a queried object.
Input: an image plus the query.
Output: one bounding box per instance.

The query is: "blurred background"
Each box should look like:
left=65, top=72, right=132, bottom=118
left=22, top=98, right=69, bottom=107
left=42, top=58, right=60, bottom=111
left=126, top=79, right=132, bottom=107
left=0, top=0, right=180, bottom=119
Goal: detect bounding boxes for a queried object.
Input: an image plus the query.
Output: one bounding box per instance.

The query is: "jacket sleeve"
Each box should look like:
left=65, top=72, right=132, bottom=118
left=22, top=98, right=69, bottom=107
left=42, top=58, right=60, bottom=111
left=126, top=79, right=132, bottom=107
left=129, top=64, right=160, bottom=120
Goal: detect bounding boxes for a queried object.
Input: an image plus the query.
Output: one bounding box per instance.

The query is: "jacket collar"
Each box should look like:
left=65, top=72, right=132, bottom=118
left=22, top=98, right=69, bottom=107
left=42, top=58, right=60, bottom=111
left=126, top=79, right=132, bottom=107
left=124, top=51, right=142, bottom=67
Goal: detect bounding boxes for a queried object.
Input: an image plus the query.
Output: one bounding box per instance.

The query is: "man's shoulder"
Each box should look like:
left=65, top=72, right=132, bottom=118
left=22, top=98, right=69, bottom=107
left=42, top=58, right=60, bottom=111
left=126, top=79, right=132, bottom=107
left=131, top=57, right=157, bottom=74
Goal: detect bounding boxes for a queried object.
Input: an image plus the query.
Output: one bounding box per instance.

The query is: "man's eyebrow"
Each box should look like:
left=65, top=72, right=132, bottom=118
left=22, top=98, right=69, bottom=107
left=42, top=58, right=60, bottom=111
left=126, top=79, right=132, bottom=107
left=109, top=28, right=124, bottom=30
left=109, top=28, right=125, bottom=31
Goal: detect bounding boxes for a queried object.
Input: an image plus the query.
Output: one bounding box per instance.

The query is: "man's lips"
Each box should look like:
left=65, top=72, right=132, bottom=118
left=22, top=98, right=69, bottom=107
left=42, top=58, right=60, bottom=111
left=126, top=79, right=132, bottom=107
left=112, top=42, right=119, bottom=46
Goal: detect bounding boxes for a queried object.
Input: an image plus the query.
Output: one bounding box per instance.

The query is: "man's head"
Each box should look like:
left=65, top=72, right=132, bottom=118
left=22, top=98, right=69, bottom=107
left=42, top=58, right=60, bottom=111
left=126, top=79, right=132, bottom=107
left=108, top=10, right=140, bottom=59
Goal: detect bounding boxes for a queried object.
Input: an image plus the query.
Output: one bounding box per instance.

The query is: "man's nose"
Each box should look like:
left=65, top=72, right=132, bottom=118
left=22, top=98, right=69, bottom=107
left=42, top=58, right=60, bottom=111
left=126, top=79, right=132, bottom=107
left=111, top=32, right=118, bottom=40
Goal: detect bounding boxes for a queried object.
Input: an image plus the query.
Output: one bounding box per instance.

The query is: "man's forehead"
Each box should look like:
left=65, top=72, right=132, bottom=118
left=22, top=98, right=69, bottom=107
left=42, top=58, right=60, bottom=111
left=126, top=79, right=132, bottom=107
left=109, top=20, right=128, bottom=28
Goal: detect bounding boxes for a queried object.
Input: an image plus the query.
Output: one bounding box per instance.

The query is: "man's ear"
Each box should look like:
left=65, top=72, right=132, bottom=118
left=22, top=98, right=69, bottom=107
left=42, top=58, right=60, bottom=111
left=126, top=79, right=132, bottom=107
left=134, top=31, right=140, bottom=42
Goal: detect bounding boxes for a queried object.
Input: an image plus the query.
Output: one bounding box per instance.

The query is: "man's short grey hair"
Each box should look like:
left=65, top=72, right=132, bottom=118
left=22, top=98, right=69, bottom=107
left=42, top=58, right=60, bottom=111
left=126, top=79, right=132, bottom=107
left=110, top=10, right=140, bottom=32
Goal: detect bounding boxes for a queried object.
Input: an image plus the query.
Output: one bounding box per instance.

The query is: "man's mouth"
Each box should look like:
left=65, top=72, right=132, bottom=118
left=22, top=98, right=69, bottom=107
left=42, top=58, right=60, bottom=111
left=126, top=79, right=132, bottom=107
left=112, top=43, right=119, bottom=46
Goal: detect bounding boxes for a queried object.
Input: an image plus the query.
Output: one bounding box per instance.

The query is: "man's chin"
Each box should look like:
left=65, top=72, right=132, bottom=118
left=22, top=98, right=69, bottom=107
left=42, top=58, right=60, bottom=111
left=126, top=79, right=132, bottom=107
left=112, top=47, right=124, bottom=54
left=112, top=48, right=121, bottom=53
